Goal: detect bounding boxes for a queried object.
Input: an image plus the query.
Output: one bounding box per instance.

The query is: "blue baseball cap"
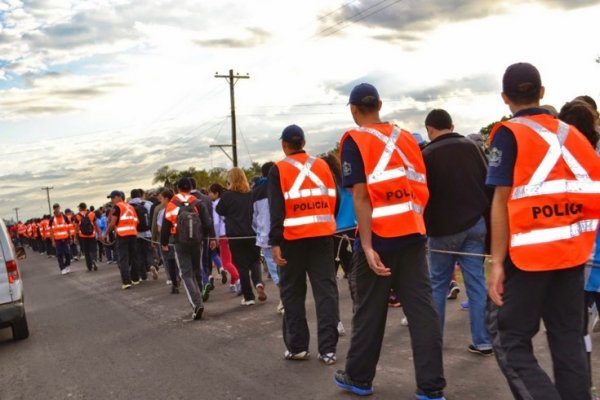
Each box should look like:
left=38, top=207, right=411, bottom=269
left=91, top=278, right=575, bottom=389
left=348, top=83, right=380, bottom=106
left=412, top=132, right=426, bottom=145
left=280, top=124, right=305, bottom=144
left=107, top=190, right=123, bottom=199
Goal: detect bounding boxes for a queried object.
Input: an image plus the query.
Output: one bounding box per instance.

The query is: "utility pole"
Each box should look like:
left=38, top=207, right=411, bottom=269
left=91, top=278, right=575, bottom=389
left=13, top=207, right=19, bottom=222
left=41, top=186, right=54, bottom=214
left=214, top=69, right=249, bottom=167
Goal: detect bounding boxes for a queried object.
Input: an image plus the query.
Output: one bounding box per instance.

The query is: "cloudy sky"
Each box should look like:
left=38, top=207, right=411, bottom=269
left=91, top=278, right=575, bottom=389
left=1, top=0, right=599, bottom=221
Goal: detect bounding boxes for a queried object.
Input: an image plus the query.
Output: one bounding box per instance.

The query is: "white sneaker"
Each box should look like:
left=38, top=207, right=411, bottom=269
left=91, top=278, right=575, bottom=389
left=241, top=299, right=255, bottom=306
left=150, top=266, right=158, bottom=280
left=65, top=267, right=71, bottom=274
left=401, top=317, right=408, bottom=326
left=276, top=300, right=285, bottom=315
left=337, top=321, right=346, bottom=336
left=166, top=280, right=172, bottom=286
left=61, top=269, right=68, bottom=275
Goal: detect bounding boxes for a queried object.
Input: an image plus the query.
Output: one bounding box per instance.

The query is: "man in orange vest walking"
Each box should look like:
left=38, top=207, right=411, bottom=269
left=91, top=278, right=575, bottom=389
left=105, top=190, right=140, bottom=289
left=268, top=124, right=340, bottom=364
left=75, top=202, right=100, bottom=272
left=333, top=83, right=446, bottom=399
left=50, top=203, right=72, bottom=275
left=487, top=62, right=600, bottom=399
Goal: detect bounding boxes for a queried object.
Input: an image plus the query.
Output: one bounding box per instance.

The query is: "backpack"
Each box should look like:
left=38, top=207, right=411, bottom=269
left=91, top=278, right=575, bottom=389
left=173, top=198, right=203, bottom=245
left=79, top=212, right=94, bottom=236
left=131, top=202, right=151, bottom=232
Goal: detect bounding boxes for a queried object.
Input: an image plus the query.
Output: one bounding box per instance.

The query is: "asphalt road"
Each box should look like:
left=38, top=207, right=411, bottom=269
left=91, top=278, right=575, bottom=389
left=0, top=250, right=598, bottom=400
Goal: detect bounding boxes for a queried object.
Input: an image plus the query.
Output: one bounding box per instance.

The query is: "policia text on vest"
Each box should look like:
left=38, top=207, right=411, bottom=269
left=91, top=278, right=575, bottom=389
left=293, top=200, right=330, bottom=212
left=531, top=203, right=582, bottom=219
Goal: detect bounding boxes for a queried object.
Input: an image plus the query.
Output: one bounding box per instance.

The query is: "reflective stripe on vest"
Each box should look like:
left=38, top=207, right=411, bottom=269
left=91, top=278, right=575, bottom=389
left=283, top=214, right=335, bottom=227
left=372, top=201, right=424, bottom=219
left=510, top=117, right=600, bottom=200
left=512, top=219, right=599, bottom=247
left=355, top=126, right=426, bottom=185
left=282, top=156, right=337, bottom=200
left=116, top=203, right=138, bottom=236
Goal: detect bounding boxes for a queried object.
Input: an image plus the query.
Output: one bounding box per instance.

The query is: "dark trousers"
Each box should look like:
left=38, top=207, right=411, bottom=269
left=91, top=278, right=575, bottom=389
left=46, top=238, right=55, bottom=256
left=487, top=259, right=590, bottom=400
left=135, top=238, right=150, bottom=279
left=345, top=241, right=445, bottom=394
left=97, top=240, right=103, bottom=262
left=55, top=239, right=71, bottom=271
left=228, top=238, right=263, bottom=301
left=174, top=242, right=203, bottom=308
left=79, top=237, right=97, bottom=270
left=279, top=237, right=339, bottom=355
left=200, top=239, right=211, bottom=285
left=160, top=248, right=178, bottom=284
left=116, top=236, right=139, bottom=284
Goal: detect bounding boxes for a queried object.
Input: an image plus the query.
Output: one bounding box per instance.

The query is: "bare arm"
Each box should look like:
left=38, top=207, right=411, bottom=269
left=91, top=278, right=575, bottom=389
left=488, top=186, right=511, bottom=306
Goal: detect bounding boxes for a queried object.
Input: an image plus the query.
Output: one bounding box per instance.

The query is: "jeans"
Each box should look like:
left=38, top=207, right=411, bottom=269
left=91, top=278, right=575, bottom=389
left=262, top=247, right=279, bottom=285
left=428, top=217, right=491, bottom=350
left=55, top=239, right=71, bottom=271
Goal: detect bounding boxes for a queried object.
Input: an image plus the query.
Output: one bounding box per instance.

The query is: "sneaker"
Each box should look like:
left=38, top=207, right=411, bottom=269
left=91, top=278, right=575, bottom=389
left=318, top=352, right=337, bottom=365
left=60, top=269, right=68, bottom=275
left=334, top=370, right=373, bottom=396
left=256, top=283, right=267, bottom=302
left=229, top=283, right=237, bottom=293
left=337, top=321, right=346, bottom=336
left=122, top=283, right=132, bottom=290
left=192, top=305, right=204, bottom=320
left=132, top=280, right=140, bottom=286
left=107, top=260, right=113, bottom=264
left=208, top=276, right=215, bottom=291
left=241, top=299, right=256, bottom=306
left=72, top=256, right=79, bottom=261
left=93, top=262, right=98, bottom=271
left=415, top=391, right=446, bottom=400
left=447, top=281, right=460, bottom=300
left=235, top=280, right=242, bottom=296
left=401, top=317, right=409, bottom=326
left=65, top=267, right=71, bottom=273
left=150, top=266, right=158, bottom=280
left=468, top=344, right=493, bottom=356
left=284, top=350, right=310, bottom=360
left=202, top=284, right=210, bottom=302
left=220, top=268, right=228, bottom=284
left=460, top=300, right=470, bottom=310
left=166, top=280, right=172, bottom=286
left=276, top=300, right=285, bottom=315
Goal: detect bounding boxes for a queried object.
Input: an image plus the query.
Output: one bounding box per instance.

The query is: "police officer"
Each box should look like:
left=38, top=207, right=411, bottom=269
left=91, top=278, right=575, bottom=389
left=487, top=62, right=600, bottom=399
left=105, top=190, right=140, bottom=289
left=333, top=83, right=446, bottom=399
left=49, top=203, right=71, bottom=275
left=268, top=124, right=340, bottom=364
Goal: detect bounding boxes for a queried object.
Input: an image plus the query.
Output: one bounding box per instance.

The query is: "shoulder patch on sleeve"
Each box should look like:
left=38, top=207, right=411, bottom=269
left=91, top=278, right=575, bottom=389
left=488, top=147, right=502, bottom=168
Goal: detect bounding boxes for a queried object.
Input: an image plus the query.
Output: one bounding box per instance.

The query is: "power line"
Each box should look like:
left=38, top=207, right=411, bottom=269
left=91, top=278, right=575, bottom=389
left=319, top=0, right=407, bottom=37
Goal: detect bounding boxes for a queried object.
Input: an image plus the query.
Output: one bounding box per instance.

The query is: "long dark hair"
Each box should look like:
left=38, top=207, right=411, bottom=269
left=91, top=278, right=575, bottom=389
left=208, top=182, right=227, bottom=197
left=320, top=152, right=342, bottom=186
left=559, top=100, right=599, bottom=149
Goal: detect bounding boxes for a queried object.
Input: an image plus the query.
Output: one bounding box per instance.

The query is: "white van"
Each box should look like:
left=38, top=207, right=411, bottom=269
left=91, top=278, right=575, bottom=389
left=0, top=219, right=28, bottom=340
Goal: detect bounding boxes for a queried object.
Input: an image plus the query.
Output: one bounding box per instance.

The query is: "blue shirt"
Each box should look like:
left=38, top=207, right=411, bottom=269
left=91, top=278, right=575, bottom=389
left=486, top=108, right=552, bottom=187
left=341, top=134, right=425, bottom=253
left=335, top=185, right=356, bottom=231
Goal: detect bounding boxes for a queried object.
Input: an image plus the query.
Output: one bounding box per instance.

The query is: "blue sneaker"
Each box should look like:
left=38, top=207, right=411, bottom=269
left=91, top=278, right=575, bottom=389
left=416, top=392, right=446, bottom=400
left=334, top=370, right=373, bottom=396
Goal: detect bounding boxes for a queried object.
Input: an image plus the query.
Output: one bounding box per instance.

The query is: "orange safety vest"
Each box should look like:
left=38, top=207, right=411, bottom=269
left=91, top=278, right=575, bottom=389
left=65, top=215, right=76, bottom=237
left=277, top=152, right=336, bottom=240
left=17, top=223, right=26, bottom=236
left=39, top=219, right=50, bottom=239
left=31, top=223, right=38, bottom=239
left=165, top=193, right=198, bottom=235
left=340, top=123, right=429, bottom=238
left=50, top=214, right=70, bottom=240
left=490, top=114, right=600, bottom=271
left=76, top=211, right=96, bottom=238
left=115, top=202, right=138, bottom=237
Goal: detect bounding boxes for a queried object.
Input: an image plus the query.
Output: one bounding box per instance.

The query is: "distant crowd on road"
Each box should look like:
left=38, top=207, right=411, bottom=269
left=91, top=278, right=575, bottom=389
left=7, top=62, right=600, bottom=400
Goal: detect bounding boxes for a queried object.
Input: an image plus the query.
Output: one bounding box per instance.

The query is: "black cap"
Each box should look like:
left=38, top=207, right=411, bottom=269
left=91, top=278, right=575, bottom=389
left=280, top=124, right=305, bottom=144
left=502, top=62, right=541, bottom=99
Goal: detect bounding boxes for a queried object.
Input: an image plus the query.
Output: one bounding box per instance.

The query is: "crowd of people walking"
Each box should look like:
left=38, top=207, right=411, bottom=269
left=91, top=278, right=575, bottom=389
left=9, top=62, right=600, bottom=400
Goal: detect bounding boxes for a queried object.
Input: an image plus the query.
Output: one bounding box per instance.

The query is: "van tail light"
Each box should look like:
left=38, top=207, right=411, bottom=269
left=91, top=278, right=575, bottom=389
left=6, top=260, right=19, bottom=284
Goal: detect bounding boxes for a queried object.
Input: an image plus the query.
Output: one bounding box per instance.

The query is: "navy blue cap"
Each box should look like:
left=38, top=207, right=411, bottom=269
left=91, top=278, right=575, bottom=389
left=502, top=62, right=541, bottom=98
left=349, top=83, right=380, bottom=106
left=107, top=190, right=123, bottom=199
left=280, top=124, right=305, bottom=144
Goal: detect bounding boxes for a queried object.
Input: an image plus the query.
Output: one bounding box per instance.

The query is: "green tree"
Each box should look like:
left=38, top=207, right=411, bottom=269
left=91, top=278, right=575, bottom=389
left=152, top=165, right=179, bottom=186
left=479, top=115, right=512, bottom=150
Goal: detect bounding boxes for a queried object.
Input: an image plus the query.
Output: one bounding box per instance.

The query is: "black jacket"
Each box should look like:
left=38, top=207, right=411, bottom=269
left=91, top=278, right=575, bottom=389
left=215, top=190, right=255, bottom=237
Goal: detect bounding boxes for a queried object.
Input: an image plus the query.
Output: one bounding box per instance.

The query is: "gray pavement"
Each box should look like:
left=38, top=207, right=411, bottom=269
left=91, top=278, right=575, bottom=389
left=0, top=250, right=598, bottom=399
